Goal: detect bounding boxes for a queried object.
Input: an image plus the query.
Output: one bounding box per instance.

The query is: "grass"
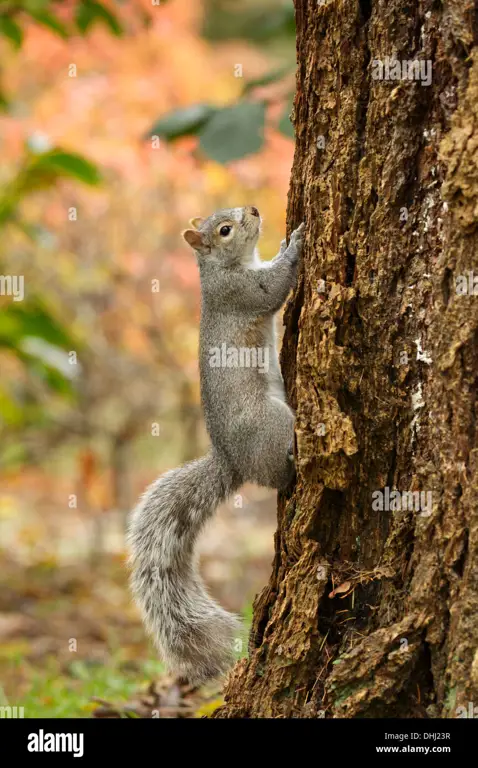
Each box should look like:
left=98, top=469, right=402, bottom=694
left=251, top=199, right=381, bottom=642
left=7, top=653, right=165, bottom=718
left=0, top=546, right=255, bottom=719
left=3, top=606, right=253, bottom=718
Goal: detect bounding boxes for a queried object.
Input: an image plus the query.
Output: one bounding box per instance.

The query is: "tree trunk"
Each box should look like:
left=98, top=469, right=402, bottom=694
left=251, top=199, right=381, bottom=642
left=215, top=0, right=478, bottom=718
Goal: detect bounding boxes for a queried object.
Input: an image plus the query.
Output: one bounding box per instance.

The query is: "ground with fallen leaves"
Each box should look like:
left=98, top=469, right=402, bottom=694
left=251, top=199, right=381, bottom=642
left=0, top=485, right=275, bottom=718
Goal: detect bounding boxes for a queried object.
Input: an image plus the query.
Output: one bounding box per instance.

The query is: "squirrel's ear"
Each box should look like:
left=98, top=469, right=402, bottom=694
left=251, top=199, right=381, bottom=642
left=182, top=228, right=206, bottom=251
left=189, top=217, right=204, bottom=230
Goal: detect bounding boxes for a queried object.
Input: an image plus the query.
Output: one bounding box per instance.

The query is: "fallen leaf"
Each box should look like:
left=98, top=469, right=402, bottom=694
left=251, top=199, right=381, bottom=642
left=328, top=581, right=351, bottom=599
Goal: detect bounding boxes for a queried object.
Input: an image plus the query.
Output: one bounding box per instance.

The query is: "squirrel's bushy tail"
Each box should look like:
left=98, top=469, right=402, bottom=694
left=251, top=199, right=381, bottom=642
left=127, top=450, right=240, bottom=684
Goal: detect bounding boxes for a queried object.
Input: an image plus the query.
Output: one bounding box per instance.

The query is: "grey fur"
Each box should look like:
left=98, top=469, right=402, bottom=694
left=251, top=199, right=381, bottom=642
left=128, top=206, right=305, bottom=684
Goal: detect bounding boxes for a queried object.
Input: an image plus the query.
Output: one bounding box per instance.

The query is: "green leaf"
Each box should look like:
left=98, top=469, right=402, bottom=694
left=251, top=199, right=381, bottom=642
left=278, top=96, right=295, bottom=138
left=20, top=338, right=78, bottom=380
left=27, top=10, right=69, bottom=38
left=76, top=0, right=123, bottom=36
left=33, top=150, right=102, bottom=185
left=0, top=387, right=25, bottom=426
left=0, top=89, right=8, bottom=112
left=0, top=301, right=78, bottom=399
left=242, top=66, right=291, bottom=96
left=0, top=301, right=75, bottom=350
left=202, top=4, right=295, bottom=43
left=0, top=148, right=101, bottom=225
left=0, top=16, right=23, bottom=49
left=147, top=104, right=218, bottom=141
left=23, top=356, right=76, bottom=396
left=76, top=3, right=95, bottom=33
left=199, top=102, right=266, bottom=164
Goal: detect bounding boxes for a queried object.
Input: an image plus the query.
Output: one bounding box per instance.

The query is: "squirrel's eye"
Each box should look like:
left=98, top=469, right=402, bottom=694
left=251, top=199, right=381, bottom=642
left=219, top=225, right=232, bottom=237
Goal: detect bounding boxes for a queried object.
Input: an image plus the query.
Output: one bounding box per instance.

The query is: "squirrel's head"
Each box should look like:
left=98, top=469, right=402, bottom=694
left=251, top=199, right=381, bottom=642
left=182, top=206, right=261, bottom=267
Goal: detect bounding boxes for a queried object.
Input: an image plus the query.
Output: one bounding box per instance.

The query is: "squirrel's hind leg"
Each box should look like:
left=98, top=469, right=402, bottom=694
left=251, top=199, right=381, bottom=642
left=249, top=399, right=295, bottom=491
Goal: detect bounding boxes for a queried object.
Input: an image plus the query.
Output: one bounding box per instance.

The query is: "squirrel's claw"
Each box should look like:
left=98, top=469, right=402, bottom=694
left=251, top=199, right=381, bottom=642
left=290, top=222, right=305, bottom=242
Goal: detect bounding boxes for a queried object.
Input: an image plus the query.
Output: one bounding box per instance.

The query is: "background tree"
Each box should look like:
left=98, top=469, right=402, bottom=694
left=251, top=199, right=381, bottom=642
left=215, top=0, right=478, bottom=718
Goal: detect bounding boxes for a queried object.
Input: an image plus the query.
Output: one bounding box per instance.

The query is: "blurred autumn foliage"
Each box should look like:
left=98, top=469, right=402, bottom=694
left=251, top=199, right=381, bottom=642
left=0, top=0, right=297, bottom=715
left=0, top=0, right=297, bottom=571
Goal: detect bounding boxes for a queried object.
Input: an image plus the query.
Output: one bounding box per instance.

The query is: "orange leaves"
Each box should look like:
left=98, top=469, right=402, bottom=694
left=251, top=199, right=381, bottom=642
left=78, top=450, right=112, bottom=513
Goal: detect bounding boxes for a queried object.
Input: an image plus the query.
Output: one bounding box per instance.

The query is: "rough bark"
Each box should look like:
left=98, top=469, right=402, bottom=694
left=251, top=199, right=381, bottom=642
left=215, top=0, right=478, bottom=718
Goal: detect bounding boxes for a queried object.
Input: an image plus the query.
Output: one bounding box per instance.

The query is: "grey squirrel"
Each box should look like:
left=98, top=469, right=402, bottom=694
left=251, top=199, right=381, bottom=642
left=128, top=206, right=305, bottom=684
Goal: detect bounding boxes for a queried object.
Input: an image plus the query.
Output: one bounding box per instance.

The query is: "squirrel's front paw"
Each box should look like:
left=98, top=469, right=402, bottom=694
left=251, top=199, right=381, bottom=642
left=285, top=222, right=305, bottom=265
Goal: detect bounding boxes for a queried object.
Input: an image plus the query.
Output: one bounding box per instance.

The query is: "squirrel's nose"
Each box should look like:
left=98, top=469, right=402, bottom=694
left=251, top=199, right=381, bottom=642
left=249, top=206, right=260, bottom=217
